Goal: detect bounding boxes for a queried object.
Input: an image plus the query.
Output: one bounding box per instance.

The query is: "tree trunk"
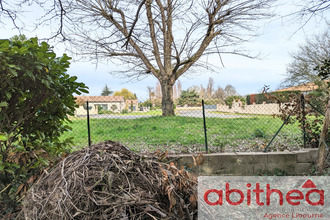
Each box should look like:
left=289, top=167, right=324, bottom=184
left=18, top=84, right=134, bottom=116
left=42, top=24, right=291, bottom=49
left=317, top=99, right=330, bottom=172
left=160, top=80, right=175, bottom=116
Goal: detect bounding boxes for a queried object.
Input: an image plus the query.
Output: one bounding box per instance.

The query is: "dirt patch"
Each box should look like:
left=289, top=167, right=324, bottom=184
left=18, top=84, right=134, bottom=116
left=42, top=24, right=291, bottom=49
left=17, top=140, right=197, bottom=219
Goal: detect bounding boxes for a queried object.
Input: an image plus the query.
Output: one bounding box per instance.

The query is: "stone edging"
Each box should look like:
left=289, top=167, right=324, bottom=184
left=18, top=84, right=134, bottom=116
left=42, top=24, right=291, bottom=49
left=168, top=149, right=320, bottom=175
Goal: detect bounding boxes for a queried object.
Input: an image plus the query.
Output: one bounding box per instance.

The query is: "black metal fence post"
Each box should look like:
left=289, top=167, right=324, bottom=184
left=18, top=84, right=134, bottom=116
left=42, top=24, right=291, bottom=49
left=86, top=101, right=91, bottom=146
left=264, top=114, right=291, bottom=152
left=301, top=94, right=306, bottom=148
left=308, top=102, right=325, bottom=116
left=202, top=99, right=208, bottom=153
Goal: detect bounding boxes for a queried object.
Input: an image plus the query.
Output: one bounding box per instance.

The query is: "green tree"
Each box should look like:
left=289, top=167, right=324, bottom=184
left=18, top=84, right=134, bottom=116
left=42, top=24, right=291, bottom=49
left=0, top=36, right=88, bottom=211
left=101, top=84, right=113, bottom=96
left=178, top=90, right=200, bottom=107
left=113, top=88, right=136, bottom=100
left=225, top=96, right=246, bottom=107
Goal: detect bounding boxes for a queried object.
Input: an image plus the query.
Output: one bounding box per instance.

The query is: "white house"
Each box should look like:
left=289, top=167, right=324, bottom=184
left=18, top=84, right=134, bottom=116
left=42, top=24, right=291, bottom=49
left=74, top=96, right=139, bottom=115
left=74, top=96, right=125, bottom=115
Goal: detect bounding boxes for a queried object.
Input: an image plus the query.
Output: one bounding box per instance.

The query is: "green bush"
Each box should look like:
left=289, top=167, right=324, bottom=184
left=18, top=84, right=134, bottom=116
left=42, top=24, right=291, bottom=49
left=0, top=36, right=88, bottom=212
left=177, top=90, right=201, bottom=106
left=253, top=128, right=267, bottom=138
left=225, top=96, right=245, bottom=107
left=99, top=109, right=114, bottom=114
left=121, top=109, right=129, bottom=114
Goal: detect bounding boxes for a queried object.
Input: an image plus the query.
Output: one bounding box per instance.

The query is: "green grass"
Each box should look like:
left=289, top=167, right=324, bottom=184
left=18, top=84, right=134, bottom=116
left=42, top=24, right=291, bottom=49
left=61, top=115, right=303, bottom=153
left=99, top=110, right=162, bottom=116
left=124, top=110, right=162, bottom=115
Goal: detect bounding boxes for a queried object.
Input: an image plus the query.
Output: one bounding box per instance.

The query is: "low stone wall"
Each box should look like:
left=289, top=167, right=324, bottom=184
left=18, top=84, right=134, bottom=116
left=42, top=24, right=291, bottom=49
left=169, top=149, right=320, bottom=176
left=217, top=103, right=281, bottom=115
left=176, top=106, right=202, bottom=111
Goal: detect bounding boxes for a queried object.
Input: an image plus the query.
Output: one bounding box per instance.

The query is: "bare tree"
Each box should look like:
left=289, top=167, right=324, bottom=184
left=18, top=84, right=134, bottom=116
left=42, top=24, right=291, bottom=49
left=56, top=0, right=274, bottom=116
left=0, top=0, right=68, bottom=39
left=155, top=82, right=162, bottom=99
left=280, top=29, right=330, bottom=88
left=224, top=84, right=237, bottom=97
left=147, top=86, right=154, bottom=100
left=173, top=84, right=178, bottom=99
left=288, top=0, right=330, bottom=29
left=0, top=0, right=19, bottom=29
left=177, top=80, right=182, bottom=98
left=213, top=86, right=226, bottom=100
left=187, top=85, right=200, bottom=94
left=200, top=84, right=206, bottom=99
left=206, top=77, right=214, bottom=98
left=1, top=0, right=274, bottom=116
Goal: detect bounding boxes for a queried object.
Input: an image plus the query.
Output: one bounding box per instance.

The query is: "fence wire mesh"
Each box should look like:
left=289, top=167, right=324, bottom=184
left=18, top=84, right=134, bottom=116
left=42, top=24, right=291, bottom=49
left=62, top=95, right=329, bottom=154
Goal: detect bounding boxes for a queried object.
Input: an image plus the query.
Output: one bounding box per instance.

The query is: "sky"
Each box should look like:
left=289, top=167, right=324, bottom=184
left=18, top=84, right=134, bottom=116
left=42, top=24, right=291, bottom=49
left=1, top=1, right=329, bottom=100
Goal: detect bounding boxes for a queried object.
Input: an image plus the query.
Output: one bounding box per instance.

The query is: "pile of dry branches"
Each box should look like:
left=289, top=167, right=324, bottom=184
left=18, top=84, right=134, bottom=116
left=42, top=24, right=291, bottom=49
left=17, top=141, right=197, bottom=219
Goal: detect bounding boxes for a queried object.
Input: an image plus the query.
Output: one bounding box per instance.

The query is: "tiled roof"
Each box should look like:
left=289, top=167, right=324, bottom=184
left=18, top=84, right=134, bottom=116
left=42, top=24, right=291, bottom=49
left=275, top=81, right=329, bottom=92
left=75, top=96, right=125, bottom=102
left=125, top=100, right=138, bottom=104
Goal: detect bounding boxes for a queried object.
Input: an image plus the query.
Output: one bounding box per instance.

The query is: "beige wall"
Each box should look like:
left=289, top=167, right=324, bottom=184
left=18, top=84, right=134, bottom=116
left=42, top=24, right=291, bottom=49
left=176, top=106, right=202, bottom=111
left=217, top=102, right=281, bottom=115
left=94, top=102, right=125, bottom=113
left=75, top=105, right=98, bottom=115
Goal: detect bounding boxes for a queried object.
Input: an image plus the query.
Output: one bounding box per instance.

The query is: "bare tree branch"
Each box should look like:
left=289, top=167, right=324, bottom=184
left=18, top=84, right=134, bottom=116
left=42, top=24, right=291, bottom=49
left=122, top=0, right=146, bottom=49
left=0, top=0, right=276, bottom=116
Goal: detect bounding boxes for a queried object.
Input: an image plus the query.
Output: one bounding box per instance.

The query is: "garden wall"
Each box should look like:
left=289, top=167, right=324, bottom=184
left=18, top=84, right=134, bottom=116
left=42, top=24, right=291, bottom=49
left=217, top=102, right=281, bottom=115
left=176, top=106, right=202, bottom=111
left=169, top=149, right=320, bottom=176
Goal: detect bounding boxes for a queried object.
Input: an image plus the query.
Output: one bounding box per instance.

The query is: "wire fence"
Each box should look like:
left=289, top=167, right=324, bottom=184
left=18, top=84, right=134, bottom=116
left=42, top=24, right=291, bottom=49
left=62, top=95, right=328, bottom=154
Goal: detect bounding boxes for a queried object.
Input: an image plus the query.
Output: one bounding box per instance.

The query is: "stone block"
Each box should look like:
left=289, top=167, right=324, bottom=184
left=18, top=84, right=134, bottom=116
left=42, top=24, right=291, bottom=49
left=308, top=149, right=319, bottom=161
left=296, top=151, right=312, bottom=163
left=252, top=154, right=268, bottom=164
left=266, top=163, right=296, bottom=175
left=267, top=153, right=296, bottom=164
left=224, top=164, right=254, bottom=176
left=294, top=163, right=311, bottom=175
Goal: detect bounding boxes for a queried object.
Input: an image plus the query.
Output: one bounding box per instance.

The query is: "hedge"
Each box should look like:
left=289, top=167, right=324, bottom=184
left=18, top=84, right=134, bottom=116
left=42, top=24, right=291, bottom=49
left=246, top=91, right=301, bottom=105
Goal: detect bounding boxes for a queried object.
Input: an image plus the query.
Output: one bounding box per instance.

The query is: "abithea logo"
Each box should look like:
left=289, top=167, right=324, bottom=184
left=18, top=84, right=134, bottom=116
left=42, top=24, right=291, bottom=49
left=198, top=177, right=329, bottom=220
left=204, top=179, right=324, bottom=206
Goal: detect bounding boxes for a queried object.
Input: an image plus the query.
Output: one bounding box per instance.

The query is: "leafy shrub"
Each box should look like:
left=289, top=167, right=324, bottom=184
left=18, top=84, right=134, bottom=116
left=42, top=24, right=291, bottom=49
left=0, top=36, right=88, bottom=212
left=253, top=128, right=267, bottom=138
left=121, top=109, right=129, bottom=114
left=178, top=90, right=200, bottom=106
left=225, top=96, right=245, bottom=107
left=98, top=109, right=114, bottom=114
left=212, top=136, right=229, bottom=152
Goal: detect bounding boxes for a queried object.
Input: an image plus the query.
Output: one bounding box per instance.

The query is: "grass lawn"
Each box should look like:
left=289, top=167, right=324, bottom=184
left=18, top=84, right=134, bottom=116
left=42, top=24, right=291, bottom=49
left=125, top=110, right=162, bottom=115
left=99, top=110, right=163, bottom=116
left=61, top=115, right=303, bottom=153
